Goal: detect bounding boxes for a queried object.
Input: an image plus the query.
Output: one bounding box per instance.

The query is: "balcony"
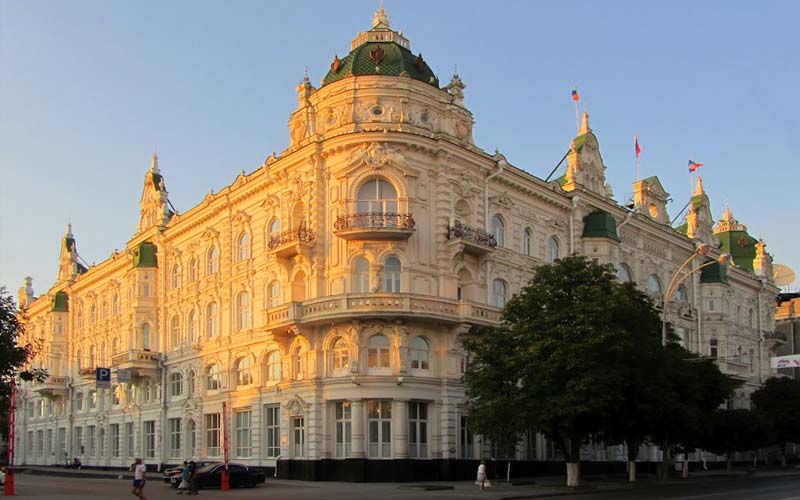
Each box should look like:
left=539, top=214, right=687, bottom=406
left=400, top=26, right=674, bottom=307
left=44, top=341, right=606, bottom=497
left=447, top=224, right=497, bottom=255
left=268, top=227, right=315, bottom=258
left=78, top=367, right=96, bottom=380
left=334, top=213, right=415, bottom=240
left=264, top=293, right=502, bottom=330
left=32, top=375, right=70, bottom=399
left=764, top=331, right=787, bottom=345
left=111, top=349, right=160, bottom=379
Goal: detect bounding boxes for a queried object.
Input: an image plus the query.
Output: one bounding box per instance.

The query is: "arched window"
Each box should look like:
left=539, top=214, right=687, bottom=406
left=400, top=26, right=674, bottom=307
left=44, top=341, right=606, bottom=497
left=187, top=370, right=196, bottom=397
left=268, top=218, right=281, bottom=245
left=206, top=302, right=218, bottom=338
left=236, top=292, right=250, bottom=331
left=236, top=357, right=253, bottom=387
left=169, top=372, right=183, bottom=397
left=749, top=349, right=755, bottom=372
left=266, top=351, right=281, bottom=382
left=236, top=232, right=250, bottom=262
left=292, top=271, right=307, bottom=302
left=170, top=315, right=180, bottom=349
left=89, top=345, right=96, bottom=366
left=171, top=264, right=182, bottom=289
left=332, top=338, right=349, bottom=373
left=523, top=228, right=532, bottom=256
left=112, top=294, right=119, bottom=316
left=353, top=257, right=370, bottom=293
left=99, top=341, right=106, bottom=365
left=268, top=281, right=282, bottom=308
left=674, top=285, right=688, bottom=303
left=547, top=236, right=560, bottom=263
left=206, top=364, right=221, bottom=391
left=90, top=304, right=97, bottom=324
left=207, top=246, right=219, bottom=275
left=141, top=380, right=151, bottom=403
left=75, top=392, right=84, bottom=411
left=617, top=263, right=632, bottom=283
left=101, top=299, right=108, bottom=320
left=493, top=279, right=508, bottom=308
left=141, top=323, right=151, bottom=351
left=357, top=178, right=397, bottom=213
left=748, top=308, right=754, bottom=328
left=76, top=348, right=83, bottom=371
left=410, top=337, right=430, bottom=370
left=384, top=257, right=401, bottom=293
left=187, top=309, right=197, bottom=344
left=187, top=257, right=198, bottom=283
left=491, top=215, right=505, bottom=247
left=647, top=274, right=662, bottom=295
left=367, top=335, right=391, bottom=370
left=293, top=346, right=306, bottom=380
left=736, top=306, right=742, bottom=324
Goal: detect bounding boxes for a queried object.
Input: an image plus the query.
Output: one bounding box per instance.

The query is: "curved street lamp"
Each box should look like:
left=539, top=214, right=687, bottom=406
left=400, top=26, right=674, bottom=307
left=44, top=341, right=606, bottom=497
left=662, top=244, right=732, bottom=346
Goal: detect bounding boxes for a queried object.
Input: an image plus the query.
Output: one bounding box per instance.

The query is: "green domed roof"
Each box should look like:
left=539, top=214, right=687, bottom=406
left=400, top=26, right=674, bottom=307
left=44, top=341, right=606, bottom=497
left=321, top=8, right=438, bottom=88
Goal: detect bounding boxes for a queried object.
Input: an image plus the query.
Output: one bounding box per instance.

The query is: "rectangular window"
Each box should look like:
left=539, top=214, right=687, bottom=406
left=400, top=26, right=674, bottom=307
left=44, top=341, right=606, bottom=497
left=408, top=402, right=428, bottom=458
left=36, top=430, right=44, bottom=457
left=88, top=390, right=97, bottom=410
left=125, top=422, right=134, bottom=458
left=27, top=431, right=33, bottom=457
left=459, top=415, right=473, bottom=458
left=144, top=420, right=156, bottom=459
left=87, top=426, right=96, bottom=456
left=111, top=424, right=120, bottom=458
left=58, top=428, right=66, bottom=459
left=205, top=413, right=221, bottom=457
left=235, top=409, right=252, bottom=458
left=74, top=426, right=83, bottom=456
left=335, top=401, right=352, bottom=458
left=46, top=429, right=53, bottom=458
left=98, top=427, right=105, bottom=457
left=264, top=405, right=280, bottom=458
left=169, top=418, right=182, bottom=459
left=292, top=417, right=305, bottom=458
left=367, top=400, right=391, bottom=458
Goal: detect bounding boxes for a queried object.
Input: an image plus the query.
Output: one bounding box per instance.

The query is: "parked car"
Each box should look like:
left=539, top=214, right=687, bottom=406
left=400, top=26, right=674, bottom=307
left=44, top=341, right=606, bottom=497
left=162, top=461, right=218, bottom=485
left=193, top=463, right=266, bottom=489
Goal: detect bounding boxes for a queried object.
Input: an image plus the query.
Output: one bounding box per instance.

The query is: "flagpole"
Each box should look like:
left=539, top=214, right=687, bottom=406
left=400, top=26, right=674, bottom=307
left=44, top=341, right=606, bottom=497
left=635, top=133, right=641, bottom=181
left=575, top=100, right=579, bottom=132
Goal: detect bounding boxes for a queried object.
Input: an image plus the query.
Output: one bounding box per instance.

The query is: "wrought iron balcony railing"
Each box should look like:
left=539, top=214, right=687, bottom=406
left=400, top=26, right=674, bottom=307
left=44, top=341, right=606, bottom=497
left=334, top=213, right=415, bottom=231
left=268, top=227, right=315, bottom=250
left=447, top=224, right=497, bottom=248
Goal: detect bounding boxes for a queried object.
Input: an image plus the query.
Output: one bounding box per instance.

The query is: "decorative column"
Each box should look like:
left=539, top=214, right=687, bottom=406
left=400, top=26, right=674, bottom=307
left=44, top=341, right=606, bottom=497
left=350, top=400, right=365, bottom=458
left=392, top=399, right=409, bottom=459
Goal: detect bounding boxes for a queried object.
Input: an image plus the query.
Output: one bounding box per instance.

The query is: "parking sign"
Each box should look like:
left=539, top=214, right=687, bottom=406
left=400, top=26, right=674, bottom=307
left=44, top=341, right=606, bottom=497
left=96, top=367, right=111, bottom=389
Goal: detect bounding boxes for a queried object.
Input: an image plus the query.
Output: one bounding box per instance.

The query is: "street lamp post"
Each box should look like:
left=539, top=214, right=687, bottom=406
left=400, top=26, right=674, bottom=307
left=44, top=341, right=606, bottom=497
left=662, top=244, right=731, bottom=346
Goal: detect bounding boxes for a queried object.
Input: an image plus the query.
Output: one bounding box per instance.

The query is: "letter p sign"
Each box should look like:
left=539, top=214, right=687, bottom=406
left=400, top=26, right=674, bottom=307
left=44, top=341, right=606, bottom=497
left=96, top=367, right=111, bottom=389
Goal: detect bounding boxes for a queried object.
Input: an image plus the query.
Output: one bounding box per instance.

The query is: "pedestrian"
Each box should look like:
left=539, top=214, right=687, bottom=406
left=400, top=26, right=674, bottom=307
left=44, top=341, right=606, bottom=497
left=475, top=460, right=487, bottom=490
left=177, top=461, right=190, bottom=494
left=187, top=460, right=199, bottom=495
left=131, top=458, right=148, bottom=500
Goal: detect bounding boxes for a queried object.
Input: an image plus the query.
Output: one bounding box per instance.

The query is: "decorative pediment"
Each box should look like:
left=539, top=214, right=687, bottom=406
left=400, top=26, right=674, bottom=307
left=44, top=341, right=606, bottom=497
left=232, top=210, right=251, bottom=228
left=284, top=394, right=310, bottom=415
left=489, top=192, right=514, bottom=209
left=344, top=142, right=419, bottom=177
left=201, top=227, right=220, bottom=241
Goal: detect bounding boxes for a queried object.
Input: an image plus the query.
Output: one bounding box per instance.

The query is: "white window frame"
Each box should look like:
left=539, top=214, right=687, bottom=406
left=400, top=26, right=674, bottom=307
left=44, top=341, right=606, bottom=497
left=408, top=402, right=428, bottom=458
left=367, top=335, right=391, bottom=373
left=235, top=409, right=252, bottom=458
left=264, top=405, right=280, bottom=458
left=169, top=418, right=182, bottom=459
left=205, top=413, right=221, bottom=457
left=367, top=400, right=391, bottom=458
left=292, top=416, right=305, bottom=458
left=335, top=401, right=352, bottom=458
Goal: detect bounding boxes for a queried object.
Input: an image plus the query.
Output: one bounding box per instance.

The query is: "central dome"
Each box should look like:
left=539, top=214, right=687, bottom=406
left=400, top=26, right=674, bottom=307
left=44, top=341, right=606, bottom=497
left=321, top=8, right=439, bottom=88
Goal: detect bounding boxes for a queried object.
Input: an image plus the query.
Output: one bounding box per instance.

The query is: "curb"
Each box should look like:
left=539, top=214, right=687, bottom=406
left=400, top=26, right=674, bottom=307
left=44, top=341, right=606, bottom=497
left=19, top=467, right=134, bottom=480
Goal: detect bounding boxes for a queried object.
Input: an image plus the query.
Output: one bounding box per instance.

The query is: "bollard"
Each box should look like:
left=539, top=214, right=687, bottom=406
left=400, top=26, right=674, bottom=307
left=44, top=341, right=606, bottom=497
left=221, top=470, right=230, bottom=491
left=4, top=468, right=14, bottom=496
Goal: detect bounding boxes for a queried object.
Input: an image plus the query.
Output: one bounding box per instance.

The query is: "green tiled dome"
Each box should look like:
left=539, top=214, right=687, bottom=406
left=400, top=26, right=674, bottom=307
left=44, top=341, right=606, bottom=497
left=322, top=41, right=439, bottom=88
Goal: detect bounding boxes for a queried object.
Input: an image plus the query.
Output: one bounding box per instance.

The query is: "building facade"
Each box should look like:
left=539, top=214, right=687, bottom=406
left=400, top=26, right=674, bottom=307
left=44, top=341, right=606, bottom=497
left=14, top=8, right=783, bottom=480
left=775, top=293, right=800, bottom=379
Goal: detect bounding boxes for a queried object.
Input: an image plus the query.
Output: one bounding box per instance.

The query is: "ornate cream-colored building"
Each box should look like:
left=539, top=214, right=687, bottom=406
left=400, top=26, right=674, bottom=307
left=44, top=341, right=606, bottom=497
left=14, top=8, right=782, bottom=480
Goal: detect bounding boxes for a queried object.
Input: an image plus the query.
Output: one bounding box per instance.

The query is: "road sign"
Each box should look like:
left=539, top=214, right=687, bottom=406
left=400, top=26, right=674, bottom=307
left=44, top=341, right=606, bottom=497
left=771, top=354, right=800, bottom=369
left=116, top=368, right=132, bottom=382
left=96, top=367, right=111, bottom=389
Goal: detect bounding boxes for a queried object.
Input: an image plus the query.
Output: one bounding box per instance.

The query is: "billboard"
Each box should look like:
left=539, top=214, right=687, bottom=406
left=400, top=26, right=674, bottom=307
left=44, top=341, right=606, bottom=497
left=770, top=354, right=800, bottom=369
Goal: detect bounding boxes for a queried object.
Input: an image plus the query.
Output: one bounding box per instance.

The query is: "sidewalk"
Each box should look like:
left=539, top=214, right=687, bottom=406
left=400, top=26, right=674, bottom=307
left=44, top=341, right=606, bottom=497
left=10, top=465, right=800, bottom=500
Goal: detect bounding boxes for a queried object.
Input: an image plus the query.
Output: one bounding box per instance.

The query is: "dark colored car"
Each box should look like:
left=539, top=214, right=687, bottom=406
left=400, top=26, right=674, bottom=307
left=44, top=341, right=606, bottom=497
left=193, top=463, right=266, bottom=489
left=162, top=461, right=219, bottom=485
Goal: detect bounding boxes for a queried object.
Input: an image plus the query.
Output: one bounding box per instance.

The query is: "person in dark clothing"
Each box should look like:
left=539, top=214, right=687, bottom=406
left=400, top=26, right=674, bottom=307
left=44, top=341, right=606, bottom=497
left=187, top=461, right=199, bottom=495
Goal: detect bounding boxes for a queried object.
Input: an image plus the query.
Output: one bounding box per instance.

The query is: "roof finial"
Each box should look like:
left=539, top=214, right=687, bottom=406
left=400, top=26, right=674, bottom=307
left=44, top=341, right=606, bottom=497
left=65, top=222, right=73, bottom=238
left=694, top=175, right=705, bottom=196
left=150, top=152, right=160, bottom=173
left=578, top=111, right=590, bottom=135
left=373, top=0, right=390, bottom=29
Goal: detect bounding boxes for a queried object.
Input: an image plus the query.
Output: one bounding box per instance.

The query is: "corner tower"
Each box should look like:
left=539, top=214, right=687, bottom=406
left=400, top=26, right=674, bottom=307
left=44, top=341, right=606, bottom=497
left=137, top=153, right=173, bottom=232
left=562, top=112, right=612, bottom=197
left=57, top=223, right=87, bottom=282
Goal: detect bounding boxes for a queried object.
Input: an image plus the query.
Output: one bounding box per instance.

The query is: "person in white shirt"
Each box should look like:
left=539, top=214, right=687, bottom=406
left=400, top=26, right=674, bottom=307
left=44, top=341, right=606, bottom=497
left=131, top=458, right=148, bottom=500
left=475, top=460, right=487, bottom=490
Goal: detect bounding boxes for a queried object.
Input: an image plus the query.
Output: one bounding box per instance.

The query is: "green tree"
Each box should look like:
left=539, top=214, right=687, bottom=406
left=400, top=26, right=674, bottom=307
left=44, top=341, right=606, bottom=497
left=464, top=256, right=658, bottom=486
left=751, top=377, right=800, bottom=467
left=701, top=409, right=768, bottom=472
left=0, top=286, right=45, bottom=440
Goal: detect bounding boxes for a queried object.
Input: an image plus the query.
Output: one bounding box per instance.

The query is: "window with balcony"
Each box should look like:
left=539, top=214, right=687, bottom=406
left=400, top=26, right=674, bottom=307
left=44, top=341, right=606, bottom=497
left=207, top=246, right=219, bottom=275
left=410, top=337, right=430, bottom=371
left=491, top=215, right=505, bottom=247
left=383, top=257, right=401, bottom=293
left=206, top=364, right=221, bottom=391
left=268, top=281, right=282, bottom=308
left=236, top=357, right=253, bottom=387
left=236, top=292, right=250, bottom=331
left=353, top=257, right=370, bottom=293
left=267, top=351, right=281, bottom=382
left=357, top=178, right=397, bottom=214
left=236, top=232, right=250, bottom=262
left=493, top=279, right=508, bottom=308
left=267, top=218, right=281, bottom=246
left=547, top=236, right=560, bottom=263
left=523, top=228, right=532, bottom=256
left=367, top=334, right=391, bottom=372
left=332, top=337, right=349, bottom=375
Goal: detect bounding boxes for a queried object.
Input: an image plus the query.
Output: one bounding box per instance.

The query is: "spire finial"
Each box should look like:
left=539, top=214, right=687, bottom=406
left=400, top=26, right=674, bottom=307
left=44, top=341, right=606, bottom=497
left=373, top=1, right=390, bottom=28
left=150, top=152, right=160, bottom=173
left=694, top=175, right=705, bottom=196
left=65, top=222, right=73, bottom=238
left=578, top=111, right=590, bottom=135
left=722, top=203, right=733, bottom=221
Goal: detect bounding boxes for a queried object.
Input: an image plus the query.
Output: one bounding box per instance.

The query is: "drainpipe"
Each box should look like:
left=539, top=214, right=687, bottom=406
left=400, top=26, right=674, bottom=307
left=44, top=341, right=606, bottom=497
left=569, top=196, right=580, bottom=254
left=484, top=152, right=505, bottom=303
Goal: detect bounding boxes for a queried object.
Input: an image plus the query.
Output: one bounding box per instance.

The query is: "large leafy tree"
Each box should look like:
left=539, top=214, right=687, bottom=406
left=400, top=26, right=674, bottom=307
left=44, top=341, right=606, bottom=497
left=700, top=409, right=768, bottom=472
left=0, top=286, right=45, bottom=439
left=464, top=256, right=660, bottom=486
left=751, top=377, right=800, bottom=467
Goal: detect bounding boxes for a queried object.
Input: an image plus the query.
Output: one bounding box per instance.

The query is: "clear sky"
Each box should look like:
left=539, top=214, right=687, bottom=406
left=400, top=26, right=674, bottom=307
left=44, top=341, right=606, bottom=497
left=2, top=0, right=798, bottom=297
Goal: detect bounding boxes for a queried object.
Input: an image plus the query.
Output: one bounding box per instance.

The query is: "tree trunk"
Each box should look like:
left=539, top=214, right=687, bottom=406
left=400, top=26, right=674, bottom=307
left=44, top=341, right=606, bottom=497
left=566, top=462, right=581, bottom=487
left=660, top=439, right=672, bottom=481
left=682, top=454, right=689, bottom=478
left=626, top=441, right=640, bottom=483
left=781, top=449, right=787, bottom=468
left=726, top=453, right=733, bottom=472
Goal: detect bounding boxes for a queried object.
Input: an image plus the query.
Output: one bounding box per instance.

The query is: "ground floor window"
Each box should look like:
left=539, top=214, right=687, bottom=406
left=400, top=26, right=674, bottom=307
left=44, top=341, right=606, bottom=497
left=187, top=419, right=196, bottom=457
left=143, top=421, right=156, bottom=459
left=125, top=422, right=134, bottom=458
left=169, top=418, right=182, bottom=459
left=367, top=400, right=391, bottom=458
left=459, top=415, right=473, bottom=458
left=205, top=413, right=221, bottom=457
left=335, top=401, right=352, bottom=458
left=87, top=426, right=95, bottom=457
left=111, top=424, right=120, bottom=458
left=74, top=427, right=83, bottom=455
left=408, top=402, right=428, bottom=458
left=235, top=409, right=252, bottom=458
left=264, top=405, right=280, bottom=458
left=292, top=417, right=305, bottom=458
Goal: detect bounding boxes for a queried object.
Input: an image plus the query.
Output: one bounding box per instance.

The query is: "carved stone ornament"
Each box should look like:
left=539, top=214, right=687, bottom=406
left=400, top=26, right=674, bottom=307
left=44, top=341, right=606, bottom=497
left=369, top=46, right=385, bottom=68
left=347, top=142, right=408, bottom=171
left=490, top=192, right=514, bottom=209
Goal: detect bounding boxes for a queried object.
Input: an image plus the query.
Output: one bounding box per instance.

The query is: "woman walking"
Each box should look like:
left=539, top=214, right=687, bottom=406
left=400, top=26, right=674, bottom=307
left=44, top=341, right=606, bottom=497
left=475, top=460, right=487, bottom=490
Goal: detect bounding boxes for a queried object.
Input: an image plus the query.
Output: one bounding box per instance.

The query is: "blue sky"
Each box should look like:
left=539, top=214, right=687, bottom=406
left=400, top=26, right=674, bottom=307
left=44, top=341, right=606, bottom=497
left=2, top=0, right=798, bottom=296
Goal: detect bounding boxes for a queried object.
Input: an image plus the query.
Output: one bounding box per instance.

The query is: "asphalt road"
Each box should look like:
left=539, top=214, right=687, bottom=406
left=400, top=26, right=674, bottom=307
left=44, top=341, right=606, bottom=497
left=5, top=473, right=800, bottom=500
